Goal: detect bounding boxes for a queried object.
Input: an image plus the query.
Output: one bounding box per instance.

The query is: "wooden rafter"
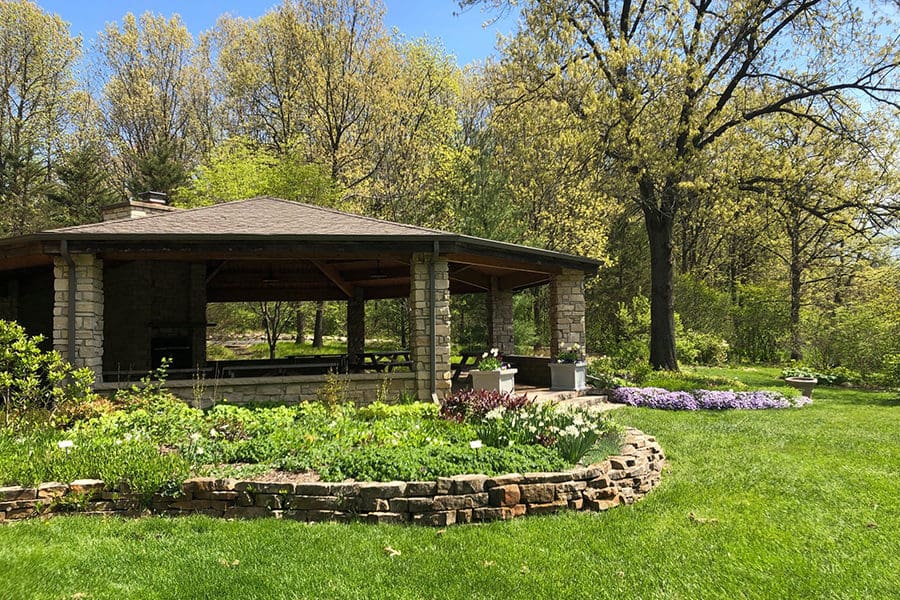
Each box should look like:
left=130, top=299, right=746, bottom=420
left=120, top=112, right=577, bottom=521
left=309, top=260, right=353, bottom=298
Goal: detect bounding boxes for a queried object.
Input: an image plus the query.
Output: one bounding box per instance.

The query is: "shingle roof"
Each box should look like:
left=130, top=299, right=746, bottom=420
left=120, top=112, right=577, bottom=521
left=48, top=197, right=442, bottom=238
left=5, top=196, right=600, bottom=271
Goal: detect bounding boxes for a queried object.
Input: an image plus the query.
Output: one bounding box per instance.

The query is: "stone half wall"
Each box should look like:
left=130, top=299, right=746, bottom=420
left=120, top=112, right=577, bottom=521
left=94, top=373, right=417, bottom=408
left=0, top=428, right=664, bottom=526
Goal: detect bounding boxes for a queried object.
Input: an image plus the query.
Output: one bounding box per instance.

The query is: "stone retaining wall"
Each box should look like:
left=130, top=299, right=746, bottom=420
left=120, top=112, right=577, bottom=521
left=95, top=373, right=417, bottom=408
left=0, top=428, right=663, bottom=526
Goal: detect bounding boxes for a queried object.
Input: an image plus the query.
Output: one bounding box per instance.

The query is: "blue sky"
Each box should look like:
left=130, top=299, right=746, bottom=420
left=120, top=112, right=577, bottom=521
left=37, top=0, right=514, bottom=66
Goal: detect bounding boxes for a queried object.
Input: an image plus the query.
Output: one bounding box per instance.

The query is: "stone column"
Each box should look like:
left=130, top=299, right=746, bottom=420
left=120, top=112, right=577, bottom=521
left=409, top=253, right=452, bottom=400
left=550, top=268, right=585, bottom=359
left=347, top=287, right=365, bottom=371
left=53, top=253, right=104, bottom=379
left=487, top=277, right=515, bottom=355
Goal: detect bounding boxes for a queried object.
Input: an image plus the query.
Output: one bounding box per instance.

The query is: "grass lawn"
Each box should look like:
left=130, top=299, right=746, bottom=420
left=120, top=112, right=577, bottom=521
left=1, top=367, right=898, bottom=599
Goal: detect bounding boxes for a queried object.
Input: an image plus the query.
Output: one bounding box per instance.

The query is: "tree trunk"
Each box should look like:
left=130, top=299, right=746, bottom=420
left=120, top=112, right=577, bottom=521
left=260, top=302, right=279, bottom=360
left=644, top=207, right=679, bottom=370
left=789, top=234, right=803, bottom=361
left=313, top=300, right=325, bottom=348
left=294, top=304, right=305, bottom=344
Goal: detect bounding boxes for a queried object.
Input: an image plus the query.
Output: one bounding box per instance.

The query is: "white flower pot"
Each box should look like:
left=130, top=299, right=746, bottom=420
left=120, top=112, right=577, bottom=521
left=470, top=368, right=517, bottom=393
left=549, top=361, right=587, bottom=391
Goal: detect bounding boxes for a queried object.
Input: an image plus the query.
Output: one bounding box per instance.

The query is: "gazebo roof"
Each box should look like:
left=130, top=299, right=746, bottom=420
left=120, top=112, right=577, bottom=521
left=47, top=197, right=442, bottom=239
left=2, top=197, right=600, bottom=273
left=0, top=197, right=600, bottom=300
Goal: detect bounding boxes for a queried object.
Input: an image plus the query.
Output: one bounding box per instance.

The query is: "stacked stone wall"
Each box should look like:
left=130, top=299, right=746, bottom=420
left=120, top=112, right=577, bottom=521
left=53, top=254, right=104, bottom=377
left=487, top=281, right=515, bottom=355
left=0, top=428, right=663, bottom=526
left=94, top=373, right=417, bottom=409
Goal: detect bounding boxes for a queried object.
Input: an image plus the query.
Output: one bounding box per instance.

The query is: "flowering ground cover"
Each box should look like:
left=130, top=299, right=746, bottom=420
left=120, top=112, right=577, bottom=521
left=610, top=386, right=812, bottom=410
left=1, top=366, right=897, bottom=599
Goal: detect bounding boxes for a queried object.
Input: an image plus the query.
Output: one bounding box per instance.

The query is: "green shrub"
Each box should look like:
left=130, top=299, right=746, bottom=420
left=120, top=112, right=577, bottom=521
left=355, top=401, right=438, bottom=420
left=677, top=330, right=730, bottom=366
left=585, top=358, right=628, bottom=389
left=878, top=353, right=900, bottom=388
left=730, top=284, right=790, bottom=363
left=0, top=320, right=95, bottom=431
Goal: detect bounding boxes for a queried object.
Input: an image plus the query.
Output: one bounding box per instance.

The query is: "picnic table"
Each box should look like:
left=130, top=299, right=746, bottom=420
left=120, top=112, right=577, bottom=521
left=208, top=355, right=348, bottom=378
left=359, top=350, right=413, bottom=372
left=451, top=351, right=482, bottom=382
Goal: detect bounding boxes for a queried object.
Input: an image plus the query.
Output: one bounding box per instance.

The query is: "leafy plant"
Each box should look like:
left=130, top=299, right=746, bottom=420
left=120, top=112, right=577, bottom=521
left=316, top=371, right=350, bottom=409
left=318, top=444, right=568, bottom=482
left=476, top=348, right=503, bottom=371
left=557, top=343, right=584, bottom=363
left=781, top=366, right=859, bottom=386
left=0, top=320, right=95, bottom=431
left=439, top=389, right=531, bottom=422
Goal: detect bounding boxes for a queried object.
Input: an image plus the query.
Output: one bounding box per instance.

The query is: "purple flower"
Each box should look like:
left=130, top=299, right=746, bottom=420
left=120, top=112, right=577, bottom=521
left=610, top=387, right=810, bottom=411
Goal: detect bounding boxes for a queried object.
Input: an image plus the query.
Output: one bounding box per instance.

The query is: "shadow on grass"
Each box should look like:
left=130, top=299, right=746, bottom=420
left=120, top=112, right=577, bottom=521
left=822, top=393, right=900, bottom=408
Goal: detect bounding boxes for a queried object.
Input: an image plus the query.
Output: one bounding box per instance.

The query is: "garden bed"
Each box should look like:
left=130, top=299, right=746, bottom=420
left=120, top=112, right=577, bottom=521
left=1, top=384, right=662, bottom=527
left=0, top=427, right=664, bottom=526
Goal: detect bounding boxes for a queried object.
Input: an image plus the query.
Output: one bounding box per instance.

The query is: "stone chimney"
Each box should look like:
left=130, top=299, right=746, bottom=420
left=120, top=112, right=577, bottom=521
left=101, top=191, right=179, bottom=221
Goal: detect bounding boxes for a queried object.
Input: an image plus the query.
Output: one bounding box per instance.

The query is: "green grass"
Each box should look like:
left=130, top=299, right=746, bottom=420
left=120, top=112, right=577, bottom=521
left=245, top=339, right=402, bottom=359
left=1, top=367, right=898, bottom=599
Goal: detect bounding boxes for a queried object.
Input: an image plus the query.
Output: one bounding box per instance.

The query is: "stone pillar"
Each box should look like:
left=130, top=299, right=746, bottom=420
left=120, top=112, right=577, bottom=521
left=487, top=277, right=514, bottom=355
left=550, top=268, right=585, bottom=359
left=347, top=287, right=365, bottom=370
left=409, top=253, right=452, bottom=400
left=53, top=253, right=104, bottom=379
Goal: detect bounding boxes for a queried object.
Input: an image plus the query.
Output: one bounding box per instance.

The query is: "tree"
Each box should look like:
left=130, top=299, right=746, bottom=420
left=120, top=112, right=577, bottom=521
left=738, top=112, right=898, bottom=359
left=49, top=140, right=119, bottom=226
left=366, top=37, right=462, bottom=227
left=0, top=0, right=79, bottom=235
left=214, top=0, right=392, bottom=193
left=175, top=136, right=339, bottom=206
left=463, top=0, right=900, bottom=369
left=96, top=12, right=211, bottom=196
left=257, top=301, right=291, bottom=359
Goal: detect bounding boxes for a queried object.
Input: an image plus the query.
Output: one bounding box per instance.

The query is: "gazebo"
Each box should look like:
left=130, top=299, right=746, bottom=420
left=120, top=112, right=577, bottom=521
left=0, top=195, right=599, bottom=404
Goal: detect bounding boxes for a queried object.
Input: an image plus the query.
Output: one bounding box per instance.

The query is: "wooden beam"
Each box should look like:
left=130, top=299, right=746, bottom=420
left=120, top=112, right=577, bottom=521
left=445, top=252, right=562, bottom=275
left=500, top=272, right=553, bottom=290
left=448, top=267, right=490, bottom=291
left=205, top=260, right=229, bottom=284
left=309, top=260, right=353, bottom=298
left=0, top=254, right=53, bottom=272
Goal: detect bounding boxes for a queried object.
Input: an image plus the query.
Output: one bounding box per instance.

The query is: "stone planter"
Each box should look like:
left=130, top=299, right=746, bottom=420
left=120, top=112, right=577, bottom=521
left=549, top=361, right=588, bottom=391
left=470, top=368, right=517, bottom=393
left=784, top=376, right=817, bottom=398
